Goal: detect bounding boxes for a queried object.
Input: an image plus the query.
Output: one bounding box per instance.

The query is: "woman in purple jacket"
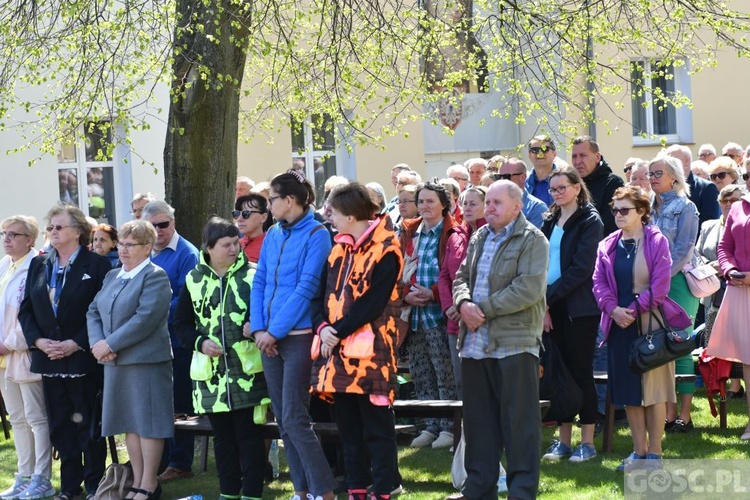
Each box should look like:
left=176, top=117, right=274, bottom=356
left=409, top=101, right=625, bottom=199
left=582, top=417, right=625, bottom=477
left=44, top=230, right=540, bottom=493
left=593, top=186, right=690, bottom=471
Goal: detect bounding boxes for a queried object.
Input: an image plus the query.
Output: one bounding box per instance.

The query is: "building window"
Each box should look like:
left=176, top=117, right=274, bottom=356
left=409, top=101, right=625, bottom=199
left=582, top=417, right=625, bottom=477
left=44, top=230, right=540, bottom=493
left=291, top=114, right=337, bottom=207
left=631, top=59, right=693, bottom=145
left=56, top=120, right=117, bottom=224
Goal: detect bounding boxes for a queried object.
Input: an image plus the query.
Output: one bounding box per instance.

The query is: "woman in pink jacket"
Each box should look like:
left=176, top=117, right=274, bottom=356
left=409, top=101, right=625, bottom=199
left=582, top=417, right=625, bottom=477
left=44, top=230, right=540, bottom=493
left=706, top=192, right=750, bottom=440
left=593, top=186, right=690, bottom=471
left=437, top=186, right=486, bottom=397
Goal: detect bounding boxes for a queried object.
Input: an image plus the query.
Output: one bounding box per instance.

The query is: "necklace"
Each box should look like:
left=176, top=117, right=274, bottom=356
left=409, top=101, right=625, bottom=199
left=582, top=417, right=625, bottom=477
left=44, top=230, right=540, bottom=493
left=619, top=238, right=639, bottom=259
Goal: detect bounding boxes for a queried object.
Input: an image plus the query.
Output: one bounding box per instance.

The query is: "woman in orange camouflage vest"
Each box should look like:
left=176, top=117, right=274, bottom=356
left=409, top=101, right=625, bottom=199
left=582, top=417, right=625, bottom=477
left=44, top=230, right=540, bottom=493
left=311, top=182, right=405, bottom=500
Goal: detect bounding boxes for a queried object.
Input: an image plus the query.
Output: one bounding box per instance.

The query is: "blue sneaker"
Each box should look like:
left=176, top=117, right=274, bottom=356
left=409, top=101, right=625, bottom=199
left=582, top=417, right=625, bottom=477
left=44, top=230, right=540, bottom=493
left=17, top=475, right=54, bottom=500
left=542, top=440, right=572, bottom=461
left=616, top=452, right=646, bottom=472
left=0, top=474, right=31, bottom=500
left=569, top=443, right=597, bottom=463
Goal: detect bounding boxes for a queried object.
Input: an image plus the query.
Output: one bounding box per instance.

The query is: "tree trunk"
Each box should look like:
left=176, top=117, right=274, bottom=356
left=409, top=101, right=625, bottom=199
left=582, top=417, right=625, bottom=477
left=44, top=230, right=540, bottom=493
left=164, top=0, right=250, bottom=245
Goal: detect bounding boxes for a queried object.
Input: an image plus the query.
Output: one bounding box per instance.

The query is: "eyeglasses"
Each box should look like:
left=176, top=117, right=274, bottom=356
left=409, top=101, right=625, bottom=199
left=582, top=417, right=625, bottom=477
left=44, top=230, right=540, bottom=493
left=450, top=176, right=469, bottom=182
left=623, top=165, right=634, bottom=173
left=611, top=207, right=637, bottom=216
left=646, top=170, right=664, bottom=179
left=130, top=208, right=144, bottom=215
left=743, top=173, right=750, bottom=181
left=720, top=198, right=741, bottom=206
left=529, top=145, right=554, bottom=155
left=724, top=153, right=740, bottom=160
left=548, top=184, right=573, bottom=195
left=151, top=220, right=171, bottom=229
left=116, top=242, right=146, bottom=251
left=232, top=210, right=263, bottom=220
left=268, top=195, right=284, bottom=203
left=496, top=173, right=524, bottom=180
left=46, top=224, right=70, bottom=232
left=699, top=152, right=713, bottom=158
left=709, top=171, right=730, bottom=181
left=397, top=199, right=415, bottom=205
left=0, top=231, right=28, bottom=240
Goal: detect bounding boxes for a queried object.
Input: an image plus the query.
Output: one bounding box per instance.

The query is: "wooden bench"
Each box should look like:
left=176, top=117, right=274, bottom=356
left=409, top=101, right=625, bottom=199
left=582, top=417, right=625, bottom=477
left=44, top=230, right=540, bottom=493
left=392, top=399, right=551, bottom=450
left=174, top=416, right=418, bottom=472
left=593, top=371, right=696, bottom=454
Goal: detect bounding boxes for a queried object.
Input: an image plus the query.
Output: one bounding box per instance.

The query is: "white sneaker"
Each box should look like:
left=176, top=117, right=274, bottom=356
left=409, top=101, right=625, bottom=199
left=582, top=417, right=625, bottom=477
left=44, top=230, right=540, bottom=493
left=410, top=430, right=437, bottom=447
left=431, top=431, right=454, bottom=448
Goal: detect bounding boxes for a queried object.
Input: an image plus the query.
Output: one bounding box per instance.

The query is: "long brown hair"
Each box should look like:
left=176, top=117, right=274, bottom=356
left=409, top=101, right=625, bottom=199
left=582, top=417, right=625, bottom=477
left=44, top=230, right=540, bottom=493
left=544, top=165, right=591, bottom=219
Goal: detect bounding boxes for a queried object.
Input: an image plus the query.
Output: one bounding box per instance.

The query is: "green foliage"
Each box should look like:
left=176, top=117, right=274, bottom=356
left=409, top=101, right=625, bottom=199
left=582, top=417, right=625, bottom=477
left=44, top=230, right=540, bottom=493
left=0, top=0, right=749, bottom=158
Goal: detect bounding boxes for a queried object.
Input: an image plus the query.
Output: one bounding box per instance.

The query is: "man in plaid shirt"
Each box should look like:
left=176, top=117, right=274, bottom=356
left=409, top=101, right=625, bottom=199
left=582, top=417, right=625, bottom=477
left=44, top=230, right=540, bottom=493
left=450, top=181, right=549, bottom=500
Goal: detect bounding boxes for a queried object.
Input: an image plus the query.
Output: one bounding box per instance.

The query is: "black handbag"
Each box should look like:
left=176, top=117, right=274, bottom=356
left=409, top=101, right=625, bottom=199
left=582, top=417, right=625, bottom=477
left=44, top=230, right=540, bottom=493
left=629, top=293, right=695, bottom=374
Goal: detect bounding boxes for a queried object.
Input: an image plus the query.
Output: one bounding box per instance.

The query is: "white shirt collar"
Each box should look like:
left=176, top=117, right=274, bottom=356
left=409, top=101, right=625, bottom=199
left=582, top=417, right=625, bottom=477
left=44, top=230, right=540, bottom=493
left=116, top=258, right=151, bottom=280
left=152, top=230, right=180, bottom=256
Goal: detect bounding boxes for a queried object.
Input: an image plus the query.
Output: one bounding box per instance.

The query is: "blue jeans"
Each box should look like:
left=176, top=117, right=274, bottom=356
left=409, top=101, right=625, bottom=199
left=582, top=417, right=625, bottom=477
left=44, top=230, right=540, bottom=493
left=262, top=334, right=334, bottom=495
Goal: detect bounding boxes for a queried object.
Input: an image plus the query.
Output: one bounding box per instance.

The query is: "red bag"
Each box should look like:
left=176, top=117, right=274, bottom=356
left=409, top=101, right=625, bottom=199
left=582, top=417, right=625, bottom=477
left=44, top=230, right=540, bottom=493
left=698, top=350, right=732, bottom=417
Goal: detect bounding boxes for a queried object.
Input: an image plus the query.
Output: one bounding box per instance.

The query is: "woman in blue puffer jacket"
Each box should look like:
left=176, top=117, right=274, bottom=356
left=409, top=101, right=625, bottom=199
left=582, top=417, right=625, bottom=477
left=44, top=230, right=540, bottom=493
left=250, top=170, right=334, bottom=500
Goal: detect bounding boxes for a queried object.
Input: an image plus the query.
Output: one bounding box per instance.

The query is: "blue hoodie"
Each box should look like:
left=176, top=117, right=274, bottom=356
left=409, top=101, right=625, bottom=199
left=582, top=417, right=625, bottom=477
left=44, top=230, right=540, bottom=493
left=251, top=209, right=332, bottom=339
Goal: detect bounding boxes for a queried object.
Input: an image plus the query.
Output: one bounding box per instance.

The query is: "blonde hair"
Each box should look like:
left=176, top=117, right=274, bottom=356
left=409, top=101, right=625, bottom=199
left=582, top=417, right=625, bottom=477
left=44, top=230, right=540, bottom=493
left=649, top=155, right=690, bottom=201
left=119, top=220, right=157, bottom=246
left=1, top=215, right=39, bottom=242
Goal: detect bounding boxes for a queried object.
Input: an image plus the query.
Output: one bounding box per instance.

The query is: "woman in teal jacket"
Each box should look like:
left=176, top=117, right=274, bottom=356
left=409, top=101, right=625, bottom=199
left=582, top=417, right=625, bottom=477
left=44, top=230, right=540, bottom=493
left=250, top=170, right=335, bottom=500
left=175, top=217, right=268, bottom=500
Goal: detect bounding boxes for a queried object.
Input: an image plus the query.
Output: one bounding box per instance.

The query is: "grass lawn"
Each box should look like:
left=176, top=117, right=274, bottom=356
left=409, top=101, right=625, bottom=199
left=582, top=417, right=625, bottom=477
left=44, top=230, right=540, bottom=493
left=2, top=388, right=750, bottom=499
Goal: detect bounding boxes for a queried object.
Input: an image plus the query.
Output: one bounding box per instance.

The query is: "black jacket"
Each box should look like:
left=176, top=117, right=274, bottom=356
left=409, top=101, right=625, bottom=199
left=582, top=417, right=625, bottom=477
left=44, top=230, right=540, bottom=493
left=541, top=203, right=603, bottom=318
left=582, top=156, right=625, bottom=236
left=688, top=173, right=721, bottom=231
left=18, top=247, right=110, bottom=375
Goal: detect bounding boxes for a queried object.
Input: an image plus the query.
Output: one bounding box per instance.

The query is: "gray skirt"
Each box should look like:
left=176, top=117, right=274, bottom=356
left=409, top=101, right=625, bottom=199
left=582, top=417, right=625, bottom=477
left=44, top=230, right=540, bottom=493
left=102, top=361, right=174, bottom=439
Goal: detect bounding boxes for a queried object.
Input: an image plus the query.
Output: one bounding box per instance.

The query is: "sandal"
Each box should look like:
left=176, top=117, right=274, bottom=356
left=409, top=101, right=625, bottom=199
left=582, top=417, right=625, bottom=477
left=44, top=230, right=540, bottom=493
left=124, top=487, right=143, bottom=500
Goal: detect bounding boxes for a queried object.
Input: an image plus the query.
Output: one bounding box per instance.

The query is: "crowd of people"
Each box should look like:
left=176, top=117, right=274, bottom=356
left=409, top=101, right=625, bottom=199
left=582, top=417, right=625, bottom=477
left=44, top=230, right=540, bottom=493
left=2, top=135, right=750, bottom=500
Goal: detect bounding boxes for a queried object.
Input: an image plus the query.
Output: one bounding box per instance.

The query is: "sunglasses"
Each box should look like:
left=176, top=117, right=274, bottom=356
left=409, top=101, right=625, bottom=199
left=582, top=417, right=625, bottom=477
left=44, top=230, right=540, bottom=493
left=611, top=207, right=637, bottom=216
left=709, top=171, right=730, bottom=181
left=720, top=198, right=741, bottom=205
left=496, top=173, right=524, bottom=181
left=152, top=220, right=171, bottom=229
left=646, top=170, right=664, bottom=179
left=232, top=209, right=263, bottom=220
left=529, top=145, right=554, bottom=155
left=743, top=173, right=750, bottom=181
left=46, top=224, right=70, bottom=232
left=623, top=165, right=634, bottom=173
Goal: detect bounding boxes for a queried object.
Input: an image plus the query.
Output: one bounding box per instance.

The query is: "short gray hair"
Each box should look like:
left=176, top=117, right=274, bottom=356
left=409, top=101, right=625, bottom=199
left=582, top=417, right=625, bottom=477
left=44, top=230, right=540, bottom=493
left=142, top=200, right=175, bottom=220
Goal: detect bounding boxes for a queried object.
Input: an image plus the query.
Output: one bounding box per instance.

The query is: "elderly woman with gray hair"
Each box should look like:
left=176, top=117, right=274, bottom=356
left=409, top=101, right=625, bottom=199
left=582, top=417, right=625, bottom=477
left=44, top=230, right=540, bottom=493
left=648, top=155, right=700, bottom=433
left=88, top=220, right=173, bottom=500
left=18, top=203, right=111, bottom=500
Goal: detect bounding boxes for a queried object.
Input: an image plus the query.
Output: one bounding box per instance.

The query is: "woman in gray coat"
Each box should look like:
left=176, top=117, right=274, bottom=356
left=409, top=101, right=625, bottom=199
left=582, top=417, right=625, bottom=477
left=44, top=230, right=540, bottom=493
left=87, top=220, right=173, bottom=500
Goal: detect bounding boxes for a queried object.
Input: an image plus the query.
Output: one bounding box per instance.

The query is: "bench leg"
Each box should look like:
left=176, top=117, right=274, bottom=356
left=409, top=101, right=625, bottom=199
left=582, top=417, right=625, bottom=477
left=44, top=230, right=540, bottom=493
left=197, top=436, right=210, bottom=472
left=720, top=397, right=727, bottom=429
left=601, top=385, right=614, bottom=455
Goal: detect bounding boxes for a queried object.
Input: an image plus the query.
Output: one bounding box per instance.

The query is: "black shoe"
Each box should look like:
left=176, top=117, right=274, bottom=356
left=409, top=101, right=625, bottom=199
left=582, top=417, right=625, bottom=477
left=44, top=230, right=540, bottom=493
left=665, top=419, right=677, bottom=432
left=728, top=386, right=745, bottom=399
left=674, top=418, right=694, bottom=432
